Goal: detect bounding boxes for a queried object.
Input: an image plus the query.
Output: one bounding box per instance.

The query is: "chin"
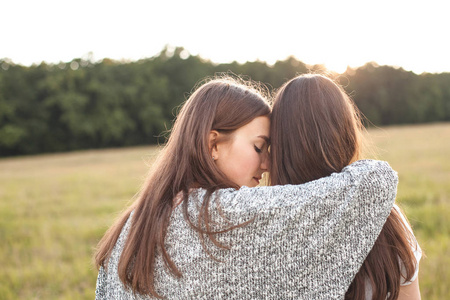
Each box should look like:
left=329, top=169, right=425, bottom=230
left=250, top=180, right=259, bottom=187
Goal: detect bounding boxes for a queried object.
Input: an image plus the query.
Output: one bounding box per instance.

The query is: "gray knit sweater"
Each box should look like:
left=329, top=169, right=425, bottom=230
left=95, top=160, right=398, bottom=299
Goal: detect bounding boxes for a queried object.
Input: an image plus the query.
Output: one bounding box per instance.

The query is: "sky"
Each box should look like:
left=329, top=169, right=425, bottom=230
left=2, top=0, right=450, bottom=74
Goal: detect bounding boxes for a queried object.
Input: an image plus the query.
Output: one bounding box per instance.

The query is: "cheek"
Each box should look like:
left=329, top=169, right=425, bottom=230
left=222, top=148, right=258, bottom=179
left=236, top=149, right=260, bottom=172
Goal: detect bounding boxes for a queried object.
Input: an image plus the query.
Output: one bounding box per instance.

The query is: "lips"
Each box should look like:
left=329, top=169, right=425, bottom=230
left=253, top=177, right=261, bottom=185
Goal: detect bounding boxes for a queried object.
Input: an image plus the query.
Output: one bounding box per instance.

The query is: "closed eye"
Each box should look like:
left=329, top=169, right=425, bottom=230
left=254, top=145, right=262, bottom=153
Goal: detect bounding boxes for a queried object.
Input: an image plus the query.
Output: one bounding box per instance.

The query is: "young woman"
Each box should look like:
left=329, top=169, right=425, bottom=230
left=269, top=74, right=422, bottom=300
left=95, top=76, right=398, bottom=299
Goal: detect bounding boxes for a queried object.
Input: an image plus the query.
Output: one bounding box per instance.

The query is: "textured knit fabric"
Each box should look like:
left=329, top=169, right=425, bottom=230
left=95, top=160, right=398, bottom=299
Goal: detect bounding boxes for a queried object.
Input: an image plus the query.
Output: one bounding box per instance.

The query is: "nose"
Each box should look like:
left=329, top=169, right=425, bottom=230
left=260, top=152, right=269, bottom=171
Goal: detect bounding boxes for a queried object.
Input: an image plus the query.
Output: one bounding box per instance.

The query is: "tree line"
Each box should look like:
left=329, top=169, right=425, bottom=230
left=1, top=47, right=449, bottom=156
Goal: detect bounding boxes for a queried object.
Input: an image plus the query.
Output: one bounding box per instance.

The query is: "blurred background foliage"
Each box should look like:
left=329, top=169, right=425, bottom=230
left=1, top=47, right=449, bottom=299
left=1, top=46, right=450, bottom=157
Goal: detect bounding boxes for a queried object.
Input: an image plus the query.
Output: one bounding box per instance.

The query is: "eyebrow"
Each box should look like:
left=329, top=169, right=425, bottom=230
left=257, top=135, right=270, bottom=144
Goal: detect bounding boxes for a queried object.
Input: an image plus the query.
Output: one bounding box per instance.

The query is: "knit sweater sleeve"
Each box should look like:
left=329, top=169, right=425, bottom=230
left=214, top=159, right=396, bottom=216
left=205, top=159, right=398, bottom=298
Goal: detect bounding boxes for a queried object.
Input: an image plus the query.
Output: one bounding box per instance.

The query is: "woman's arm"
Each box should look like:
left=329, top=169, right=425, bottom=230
left=398, top=277, right=421, bottom=300
left=196, top=159, right=398, bottom=297
left=213, top=159, right=397, bottom=221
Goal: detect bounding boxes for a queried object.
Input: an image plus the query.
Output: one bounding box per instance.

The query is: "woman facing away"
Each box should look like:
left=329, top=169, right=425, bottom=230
left=269, top=73, right=422, bottom=300
left=95, top=76, right=398, bottom=299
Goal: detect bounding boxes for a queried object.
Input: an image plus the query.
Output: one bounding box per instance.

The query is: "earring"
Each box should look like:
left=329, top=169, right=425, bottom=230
left=212, top=156, right=215, bottom=161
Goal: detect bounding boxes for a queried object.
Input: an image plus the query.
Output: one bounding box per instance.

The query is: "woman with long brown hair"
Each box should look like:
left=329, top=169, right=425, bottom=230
left=95, top=76, right=398, bottom=299
left=270, top=73, right=422, bottom=300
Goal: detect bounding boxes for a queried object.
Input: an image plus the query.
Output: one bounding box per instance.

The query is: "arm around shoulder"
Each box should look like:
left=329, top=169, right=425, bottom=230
left=216, top=159, right=398, bottom=223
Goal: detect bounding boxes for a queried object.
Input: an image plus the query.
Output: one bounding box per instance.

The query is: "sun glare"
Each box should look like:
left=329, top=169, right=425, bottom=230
left=324, top=62, right=349, bottom=74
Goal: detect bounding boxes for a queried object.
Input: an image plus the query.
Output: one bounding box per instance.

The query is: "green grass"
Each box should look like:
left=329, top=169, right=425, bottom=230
left=0, top=146, right=160, bottom=299
left=0, top=123, right=449, bottom=299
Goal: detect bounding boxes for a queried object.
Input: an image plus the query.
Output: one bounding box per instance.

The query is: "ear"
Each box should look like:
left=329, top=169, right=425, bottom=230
left=209, top=130, right=220, bottom=160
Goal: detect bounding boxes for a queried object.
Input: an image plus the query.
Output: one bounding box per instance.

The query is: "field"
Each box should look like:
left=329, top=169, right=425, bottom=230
left=0, top=122, right=449, bottom=299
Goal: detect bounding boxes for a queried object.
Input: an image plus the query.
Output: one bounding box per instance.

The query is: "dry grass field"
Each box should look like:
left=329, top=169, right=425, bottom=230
left=0, top=122, right=448, bottom=299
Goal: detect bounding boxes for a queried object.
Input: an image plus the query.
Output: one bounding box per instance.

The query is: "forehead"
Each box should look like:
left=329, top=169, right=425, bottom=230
left=235, top=116, right=270, bottom=139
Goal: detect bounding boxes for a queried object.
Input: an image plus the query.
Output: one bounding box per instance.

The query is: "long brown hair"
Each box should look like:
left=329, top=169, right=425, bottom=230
left=94, top=76, right=271, bottom=297
left=270, top=74, right=417, bottom=300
